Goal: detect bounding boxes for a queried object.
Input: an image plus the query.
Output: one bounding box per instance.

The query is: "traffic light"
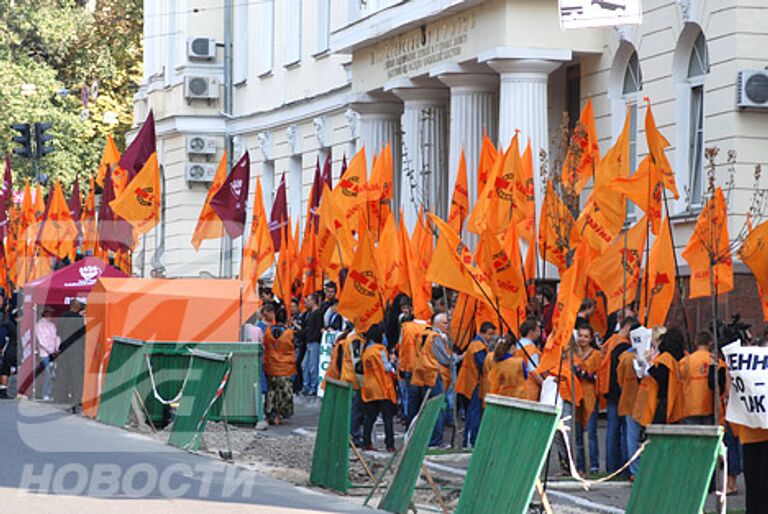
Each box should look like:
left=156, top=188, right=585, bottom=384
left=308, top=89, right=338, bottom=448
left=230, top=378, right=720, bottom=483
left=35, top=122, right=54, bottom=158
left=11, top=123, right=31, bottom=158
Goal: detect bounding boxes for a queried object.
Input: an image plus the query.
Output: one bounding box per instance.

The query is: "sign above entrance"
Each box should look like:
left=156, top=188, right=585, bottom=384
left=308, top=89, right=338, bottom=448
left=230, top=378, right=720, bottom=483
left=559, top=0, right=642, bottom=29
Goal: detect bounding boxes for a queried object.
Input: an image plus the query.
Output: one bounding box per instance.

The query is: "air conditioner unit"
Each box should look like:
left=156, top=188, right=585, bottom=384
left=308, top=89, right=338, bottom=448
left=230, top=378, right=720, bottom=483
left=184, top=76, right=220, bottom=101
left=187, top=37, right=216, bottom=60
left=187, top=135, right=217, bottom=155
left=737, top=70, right=768, bottom=109
left=186, top=163, right=217, bottom=183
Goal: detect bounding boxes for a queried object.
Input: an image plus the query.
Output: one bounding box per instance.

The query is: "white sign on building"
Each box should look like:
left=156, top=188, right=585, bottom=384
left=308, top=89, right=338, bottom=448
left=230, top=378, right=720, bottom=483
left=559, top=0, right=642, bottom=29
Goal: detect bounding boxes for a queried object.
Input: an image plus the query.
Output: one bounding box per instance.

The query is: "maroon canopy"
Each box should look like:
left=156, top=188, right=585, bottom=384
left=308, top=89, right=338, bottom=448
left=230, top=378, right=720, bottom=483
left=23, top=256, right=128, bottom=306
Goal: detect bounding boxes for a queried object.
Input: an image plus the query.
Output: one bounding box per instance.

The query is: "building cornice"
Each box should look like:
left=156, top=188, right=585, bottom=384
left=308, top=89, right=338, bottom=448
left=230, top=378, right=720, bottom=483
left=331, top=0, right=485, bottom=54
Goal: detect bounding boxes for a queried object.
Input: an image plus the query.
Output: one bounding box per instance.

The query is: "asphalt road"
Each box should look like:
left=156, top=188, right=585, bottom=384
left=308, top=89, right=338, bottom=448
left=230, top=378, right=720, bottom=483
left=0, top=399, right=377, bottom=514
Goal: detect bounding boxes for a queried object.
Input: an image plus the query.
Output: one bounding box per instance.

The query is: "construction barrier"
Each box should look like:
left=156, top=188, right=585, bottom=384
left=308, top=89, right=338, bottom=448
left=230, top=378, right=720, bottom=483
left=310, top=378, right=353, bottom=494
left=379, top=394, right=445, bottom=513
left=96, top=337, right=146, bottom=427
left=168, top=350, right=231, bottom=450
left=625, top=424, right=723, bottom=514
left=455, top=395, right=560, bottom=514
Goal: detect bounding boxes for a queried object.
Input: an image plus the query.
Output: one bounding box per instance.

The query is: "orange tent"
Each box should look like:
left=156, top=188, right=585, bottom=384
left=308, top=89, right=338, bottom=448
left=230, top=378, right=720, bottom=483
left=82, top=278, right=259, bottom=417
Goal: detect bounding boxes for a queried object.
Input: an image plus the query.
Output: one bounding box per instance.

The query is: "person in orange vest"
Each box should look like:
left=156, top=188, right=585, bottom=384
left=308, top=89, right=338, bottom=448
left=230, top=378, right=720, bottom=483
left=680, top=331, right=717, bottom=425
left=573, top=324, right=601, bottom=475
left=599, top=316, right=639, bottom=474
left=361, top=324, right=397, bottom=452
left=396, top=298, right=428, bottom=424
left=455, top=321, right=496, bottom=448
left=488, top=332, right=529, bottom=399
left=616, top=339, right=642, bottom=480
left=263, top=308, right=296, bottom=425
left=340, top=329, right=366, bottom=446
left=633, top=328, right=685, bottom=426
left=409, top=312, right=458, bottom=449
left=513, top=318, right=544, bottom=401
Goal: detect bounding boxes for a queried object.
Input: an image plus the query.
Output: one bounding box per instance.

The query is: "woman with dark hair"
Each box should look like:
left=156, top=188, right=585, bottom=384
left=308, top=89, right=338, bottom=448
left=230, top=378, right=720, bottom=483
left=488, top=333, right=527, bottom=399
left=635, top=328, right=685, bottom=426
left=263, top=307, right=296, bottom=425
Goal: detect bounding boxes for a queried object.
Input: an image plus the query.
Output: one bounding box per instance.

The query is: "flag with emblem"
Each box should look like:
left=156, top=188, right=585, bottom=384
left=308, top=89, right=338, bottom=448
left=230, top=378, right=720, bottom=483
left=269, top=174, right=288, bottom=250
left=337, top=229, right=385, bottom=333
left=447, top=150, right=469, bottom=234
left=210, top=152, right=251, bottom=239
left=561, top=98, right=600, bottom=195
left=640, top=217, right=676, bottom=326
left=330, top=147, right=367, bottom=229
left=39, top=180, right=78, bottom=260
left=192, top=152, right=228, bottom=250
left=110, top=152, right=162, bottom=236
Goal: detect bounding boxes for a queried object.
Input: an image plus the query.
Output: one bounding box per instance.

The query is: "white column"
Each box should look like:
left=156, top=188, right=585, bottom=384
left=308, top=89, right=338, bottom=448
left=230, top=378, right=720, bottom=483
left=390, top=87, right=449, bottom=232
left=435, top=72, right=498, bottom=209
left=349, top=96, right=402, bottom=210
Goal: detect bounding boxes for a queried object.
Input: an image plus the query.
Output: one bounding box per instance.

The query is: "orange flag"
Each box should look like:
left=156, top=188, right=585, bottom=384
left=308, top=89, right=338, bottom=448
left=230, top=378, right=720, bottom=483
left=191, top=152, right=228, bottom=251
left=477, top=133, right=498, bottom=194
left=609, top=155, right=663, bottom=234
left=478, top=228, right=526, bottom=311
left=645, top=99, right=680, bottom=199
left=367, top=144, right=393, bottom=237
left=34, top=183, right=45, bottom=223
left=409, top=212, right=434, bottom=320
left=299, top=228, right=319, bottom=300
left=640, top=217, right=676, bottom=326
left=81, top=178, right=98, bottom=256
left=739, top=217, right=768, bottom=296
left=242, top=177, right=274, bottom=287
left=515, top=141, right=536, bottom=242
left=318, top=184, right=355, bottom=268
left=588, top=216, right=648, bottom=314
left=538, top=181, right=578, bottom=273
left=274, top=225, right=292, bottom=307
left=576, top=107, right=631, bottom=253
left=447, top=150, right=469, bottom=234
left=539, top=241, right=589, bottom=374
left=427, top=213, right=494, bottom=303
left=378, top=212, right=402, bottom=301
left=110, top=152, right=161, bottom=236
left=561, top=99, right=600, bottom=195
left=39, top=180, right=78, bottom=259
left=682, top=187, right=733, bottom=298
left=587, top=280, right=608, bottom=338
left=468, top=136, right=521, bottom=235
left=450, top=293, right=478, bottom=351
left=96, top=135, right=121, bottom=188
left=337, top=229, right=385, bottom=333
left=395, top=213, right=413, bottom=299
left=331, top=147, right=368, bottom=229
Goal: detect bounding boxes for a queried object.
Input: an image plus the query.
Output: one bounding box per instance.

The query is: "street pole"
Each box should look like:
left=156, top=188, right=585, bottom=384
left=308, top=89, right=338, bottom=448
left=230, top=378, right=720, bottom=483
left=221, top=0, right=234, bottom=278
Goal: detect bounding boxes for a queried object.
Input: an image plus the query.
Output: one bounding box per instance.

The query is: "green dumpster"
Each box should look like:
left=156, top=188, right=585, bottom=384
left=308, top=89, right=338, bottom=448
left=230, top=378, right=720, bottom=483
left=96, top=337, right=145, bottom=427
left=134, top=342, right=262, bottom=425
left=626, top=424, right=723, bottom=514
left=310, top=378, right=353, bottom=494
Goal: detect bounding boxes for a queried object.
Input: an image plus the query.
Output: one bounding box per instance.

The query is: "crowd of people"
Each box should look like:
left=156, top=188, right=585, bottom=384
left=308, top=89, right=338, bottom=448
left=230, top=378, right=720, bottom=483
left=246, top=280, right=767, bottom=513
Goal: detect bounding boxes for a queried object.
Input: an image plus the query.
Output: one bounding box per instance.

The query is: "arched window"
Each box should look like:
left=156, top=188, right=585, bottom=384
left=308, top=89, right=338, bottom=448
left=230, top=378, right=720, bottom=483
left=687, top=32, right=709, bottom=204
left=623, top=51, right=643, bottom=173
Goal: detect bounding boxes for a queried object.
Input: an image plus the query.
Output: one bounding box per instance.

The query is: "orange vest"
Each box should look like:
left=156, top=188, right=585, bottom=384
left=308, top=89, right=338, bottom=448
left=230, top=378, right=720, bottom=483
left=617, top=350, right=640, bottom=417
left=732, top=423, right=768, bottom=445
left=361, top=343, right=397, bottom=403
left=263, top=325, right=296, bottom=377
left=576, top=349, right=600, bottom=428
left=512, top=343, right=542, bottom=401
left=680, top=349, right=714, bottom=418
left=340, top=333, right=364, bottom=390
left=598, top=334, right=630, bottom=399
left=322, top=341, right=343, bottom=387
left=489, top=354, right=527, bottom=399
left=632, top=352, right=684, bottom=426
left=480, top=352, right=495, bottom=400
left=412, top=329, right=448, bottom=388
left=398, top=321, right=428, bottom=373
left=455, top=338, right=487, bottom=399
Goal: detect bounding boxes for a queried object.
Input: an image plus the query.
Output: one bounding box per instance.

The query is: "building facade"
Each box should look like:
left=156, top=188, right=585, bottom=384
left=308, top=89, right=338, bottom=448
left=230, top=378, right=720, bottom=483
left=134, top=0, right=768, bottom=328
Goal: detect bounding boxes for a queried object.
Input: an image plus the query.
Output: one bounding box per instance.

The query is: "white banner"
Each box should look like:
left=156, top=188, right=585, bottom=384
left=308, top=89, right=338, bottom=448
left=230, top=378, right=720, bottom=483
left=629, top=326, right=652, bottom=357
left=723, top=343, right=768, bottom=429
left=317, top=330, right=339, bottom=398
left=559, top=0, right=642, bottom=29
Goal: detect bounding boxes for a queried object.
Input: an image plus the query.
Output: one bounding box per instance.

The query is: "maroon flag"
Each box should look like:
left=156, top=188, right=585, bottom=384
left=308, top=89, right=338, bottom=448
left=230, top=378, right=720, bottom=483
left=340, top=154, right=347, bottom=181
left=308, top=159, right=323, bottom=233
left=269, top=175, right=288, bottom=250
left=118, top=110, right=156, bottom=181
left=322, top=150, right=333, bottom=190
left=98, top=168, right=133, bottom=252
left=69, top=176, right=82, bottom=228
left=210, top=152, right=251, bottom=239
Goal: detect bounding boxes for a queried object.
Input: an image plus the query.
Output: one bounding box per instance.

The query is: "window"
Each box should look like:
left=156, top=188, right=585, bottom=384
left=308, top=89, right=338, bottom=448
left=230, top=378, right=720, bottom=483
left=263, top=160, right=275, bottom=215
left=284, top=0, right=302, bottom=66
left=288, top=157, right=303, bottom=228
left=687, top=32, right=709, bottom=205
left=622, top=51, right=642, bottom=174
left=233, top=0, right=249, bottom=84
left=316, top=0, right=331, bottom=55
left=257, top=0, right=275, bottom=75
